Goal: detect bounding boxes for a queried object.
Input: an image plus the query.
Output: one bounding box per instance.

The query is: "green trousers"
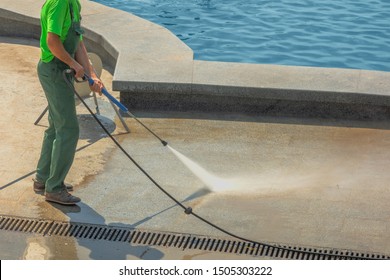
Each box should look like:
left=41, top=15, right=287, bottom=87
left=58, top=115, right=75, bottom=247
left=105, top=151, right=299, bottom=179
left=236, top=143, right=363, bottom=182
left=36, top=59, right=79, bottom=193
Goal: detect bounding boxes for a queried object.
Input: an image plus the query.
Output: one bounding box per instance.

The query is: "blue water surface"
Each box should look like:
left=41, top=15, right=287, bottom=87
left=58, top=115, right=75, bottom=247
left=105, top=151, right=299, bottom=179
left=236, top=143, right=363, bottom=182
left=92, top=0, right=390, bottom=71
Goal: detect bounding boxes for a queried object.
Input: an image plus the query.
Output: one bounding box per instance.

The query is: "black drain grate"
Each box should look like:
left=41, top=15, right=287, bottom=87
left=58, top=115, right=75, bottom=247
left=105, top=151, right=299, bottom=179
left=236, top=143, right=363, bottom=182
left=1, top=214, right=388, bottom=260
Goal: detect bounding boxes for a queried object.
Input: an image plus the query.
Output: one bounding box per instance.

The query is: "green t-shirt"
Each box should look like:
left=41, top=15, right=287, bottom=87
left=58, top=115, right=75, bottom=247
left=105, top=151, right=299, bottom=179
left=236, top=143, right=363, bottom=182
left=40, top=0, right=82, bottom=62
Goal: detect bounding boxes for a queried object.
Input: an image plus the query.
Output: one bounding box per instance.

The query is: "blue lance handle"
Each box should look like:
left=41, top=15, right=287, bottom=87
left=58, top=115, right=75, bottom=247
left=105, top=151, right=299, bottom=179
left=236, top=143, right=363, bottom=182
left=84, top=74, right=129, bottom=113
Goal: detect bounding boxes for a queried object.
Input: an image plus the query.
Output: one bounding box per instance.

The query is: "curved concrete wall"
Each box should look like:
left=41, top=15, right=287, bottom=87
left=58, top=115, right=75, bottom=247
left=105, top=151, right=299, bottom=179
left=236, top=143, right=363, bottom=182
left=1, top=0, right=390, bottom=119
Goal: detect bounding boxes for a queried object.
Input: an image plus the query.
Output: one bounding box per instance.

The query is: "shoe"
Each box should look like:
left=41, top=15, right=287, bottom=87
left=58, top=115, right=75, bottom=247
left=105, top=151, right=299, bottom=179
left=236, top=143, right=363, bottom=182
left=45, top=189, right=81, bottom=205
left=33, top=178, right=73, bottom=193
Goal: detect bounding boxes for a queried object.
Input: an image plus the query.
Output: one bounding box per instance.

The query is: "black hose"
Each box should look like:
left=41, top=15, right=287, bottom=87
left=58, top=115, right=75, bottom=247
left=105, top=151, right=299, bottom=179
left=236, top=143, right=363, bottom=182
left=63, top=70, right=377, bottom=260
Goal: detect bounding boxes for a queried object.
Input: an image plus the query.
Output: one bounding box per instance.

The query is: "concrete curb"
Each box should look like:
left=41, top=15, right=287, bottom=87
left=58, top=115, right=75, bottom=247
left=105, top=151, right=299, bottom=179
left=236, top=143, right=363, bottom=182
left=1, top=0, right=389, bottom=118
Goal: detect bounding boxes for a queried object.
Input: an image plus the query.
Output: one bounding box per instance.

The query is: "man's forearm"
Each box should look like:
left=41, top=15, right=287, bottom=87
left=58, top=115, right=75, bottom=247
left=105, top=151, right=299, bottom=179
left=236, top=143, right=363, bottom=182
left=75, top=40, right=96, bottom=78
left=47, top=32, right=78, bottom=69
left=74, top=40, right=104, bottom=93
left=47, top=32, right=84, bottom=78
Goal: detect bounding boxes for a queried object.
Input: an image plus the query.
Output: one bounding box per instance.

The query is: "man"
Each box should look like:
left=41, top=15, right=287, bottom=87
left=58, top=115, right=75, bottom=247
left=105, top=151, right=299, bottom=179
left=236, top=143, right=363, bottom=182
left=33, top=0, right=103, bottom=205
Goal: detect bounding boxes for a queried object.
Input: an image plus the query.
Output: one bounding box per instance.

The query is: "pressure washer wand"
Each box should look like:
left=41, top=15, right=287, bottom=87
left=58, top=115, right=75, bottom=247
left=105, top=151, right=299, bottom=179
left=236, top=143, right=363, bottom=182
left=74, top=70, right=168, bottom=146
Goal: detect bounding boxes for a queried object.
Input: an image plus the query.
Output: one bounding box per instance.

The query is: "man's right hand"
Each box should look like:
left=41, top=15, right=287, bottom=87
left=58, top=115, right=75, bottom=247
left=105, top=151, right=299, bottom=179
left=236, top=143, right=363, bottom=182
left=69, top=60, right=85, bottom=79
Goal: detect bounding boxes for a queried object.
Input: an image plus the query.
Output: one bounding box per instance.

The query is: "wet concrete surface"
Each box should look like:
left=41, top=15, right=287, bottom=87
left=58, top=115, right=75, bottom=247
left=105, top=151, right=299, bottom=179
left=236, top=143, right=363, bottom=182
left=74, top=113, right=390, bottom=253
left=1, top=38, right=390, bottom=260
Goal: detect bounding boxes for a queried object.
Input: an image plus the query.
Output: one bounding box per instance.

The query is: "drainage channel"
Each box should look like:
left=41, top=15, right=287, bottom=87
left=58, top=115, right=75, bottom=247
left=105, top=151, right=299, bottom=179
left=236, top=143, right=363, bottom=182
left=1, top=214, right=388, bottom=260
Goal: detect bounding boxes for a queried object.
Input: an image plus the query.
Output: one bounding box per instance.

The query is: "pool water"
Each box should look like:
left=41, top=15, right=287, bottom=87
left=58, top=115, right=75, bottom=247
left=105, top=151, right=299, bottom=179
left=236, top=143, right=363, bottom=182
left=92, top=0, right=390, bottom=71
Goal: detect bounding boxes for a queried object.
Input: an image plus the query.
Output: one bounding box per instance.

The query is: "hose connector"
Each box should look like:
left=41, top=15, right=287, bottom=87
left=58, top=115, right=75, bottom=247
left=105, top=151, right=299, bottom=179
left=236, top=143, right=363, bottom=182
left=184, top=207, right=192, bottom=215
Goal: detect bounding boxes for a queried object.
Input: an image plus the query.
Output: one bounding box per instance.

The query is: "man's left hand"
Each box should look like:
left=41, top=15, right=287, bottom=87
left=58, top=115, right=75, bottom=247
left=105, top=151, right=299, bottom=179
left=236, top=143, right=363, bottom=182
left=89, top=77, right=104, bottom=94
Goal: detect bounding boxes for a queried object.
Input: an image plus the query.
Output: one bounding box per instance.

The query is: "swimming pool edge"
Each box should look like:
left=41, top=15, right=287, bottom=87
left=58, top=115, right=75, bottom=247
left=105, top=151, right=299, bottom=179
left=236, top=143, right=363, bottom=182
left=1, top=0, right=389, bottom=119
